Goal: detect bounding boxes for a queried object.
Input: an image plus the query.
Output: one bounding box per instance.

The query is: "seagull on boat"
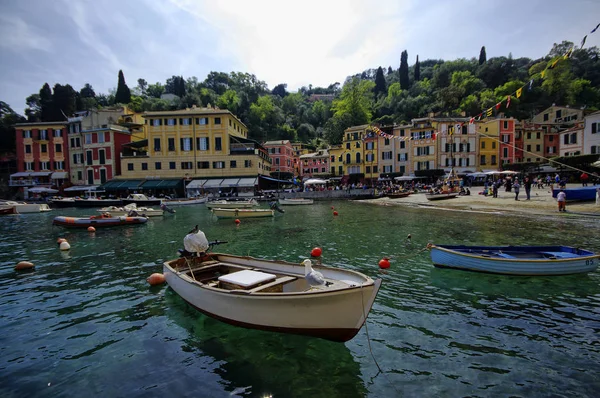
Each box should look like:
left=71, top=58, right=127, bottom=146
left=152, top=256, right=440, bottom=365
left=303, top=259, right=327, bottom=287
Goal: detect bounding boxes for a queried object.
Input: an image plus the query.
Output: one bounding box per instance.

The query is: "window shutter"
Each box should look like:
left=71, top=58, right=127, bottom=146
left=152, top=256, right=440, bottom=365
left=180, top=138, right=184, bottom=151
left=179, top=118, right=183, bottom=125
left=592, top=123, right=597, bottom=134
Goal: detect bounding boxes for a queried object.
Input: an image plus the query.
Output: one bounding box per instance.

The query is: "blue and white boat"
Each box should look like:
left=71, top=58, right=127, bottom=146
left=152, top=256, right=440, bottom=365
left=551, top=186, right=599, bottom=202
left=429, top=244, right=599, bottom=275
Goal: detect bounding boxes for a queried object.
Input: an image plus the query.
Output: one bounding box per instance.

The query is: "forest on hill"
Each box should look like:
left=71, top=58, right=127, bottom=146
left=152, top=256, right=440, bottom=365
left=1, top=40, right=599, bottom=154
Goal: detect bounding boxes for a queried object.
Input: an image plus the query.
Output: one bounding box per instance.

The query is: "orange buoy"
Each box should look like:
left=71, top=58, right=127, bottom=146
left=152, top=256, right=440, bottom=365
left=333, top=211, right=339, bottom=216
left=59, top=241, right=71, bottom=251
left=311, top=247, right=322, bottom=257
left=57, top=238, right=67, bottom=245
left=378, top=258, right=391, bottom=269
left=147, top=273, right=166, bottom=286
left=87, top=226, right=96, bottom=232
left=15, top=261, right=35, bottom=270
left=234, top=219, right=241, bottom=224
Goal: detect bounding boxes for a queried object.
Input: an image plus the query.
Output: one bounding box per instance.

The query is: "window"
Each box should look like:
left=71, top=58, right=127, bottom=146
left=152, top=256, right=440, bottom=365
left=230, top=160, right=237, bottom=168
left=215, top=117, right=221, bottom=124
left=152, top=119, right=161, bottom=127
left=169, top=162, right=176, bottom=169
left=198, top=161, right=210, bottom=169
left=346, top=143, right=350, bottom=150
left=181, top=162, right=193, bottom=170
left=491, top=155, right=497, bottom=165
left=54, top=161, right=64, bottom=170
left=503, top=121, right=508, bottom=129
left=563, top=134, right=569, bottom=145
left=40, top=161, right=49, bottom=170
left=543, top=113, right=549, bottom=121
left=480, top=155, right=486, bottom=165
left=25, top=162, right=33, bottom=171
left=197, top=117, right=208, bottom=125
left=142, top=163, right=148, bottom=171
left=154, top=138, right=161, bottom=151
left=556, top=110, right=562, bottom=118
left=54, top=129, right=62, bottom=137
left=502, top=134, right=509, bottom=143
left=215, top=137, right=222, bottom=151
left=526, top=145, right=532, bottom=152
left=25, top=144, right=32, bottom=154
left=244, top=160, right=252, bottom=167
left=168, top=138, right=175, bottom=151
left=384, top=138, right=390, bottom=145
left=570, top=133, right=577, bottom=144
left=55, top=143, right=62, bottom=153
left=39, top=130, right=48, bottom=140
left=181, top=137, right=192, bottom=151
left=167, top=118, right=176, bottom=126
left=527, top=132, right=531, bottom=139
left=23, top=130, right=31, bottom=138
left=592, top=122, right=599, bottom=134
left=492, top=142, right=496, bottom=149
left=536, top=145, right=541, bottom=151
left=400, top=141, right=405, bottom=149
left=181, top=118, right=191, bottom=125
left=86, top=150, right=93, bottom=165
left=536, top=132, right=541, bottom=139
left=155, top=162, right=162, bottom=170
left=85, top=134, right=92, bottom=144
left=503, top=148, right=508, bottom=157
left=481, top=141, right=486, bottom=149
left=382, top=151, right=392, bottom=160
left=548, top=135, right=553, bottom=142
left=41, top=144, right=47, bottom=153
left=356, top=142, right=361, bottom=148
left=197, top=137, right=209, bottom=150
left=128, top=163, right=134, bottom=171
left=213, top=161, right=225, bottom=169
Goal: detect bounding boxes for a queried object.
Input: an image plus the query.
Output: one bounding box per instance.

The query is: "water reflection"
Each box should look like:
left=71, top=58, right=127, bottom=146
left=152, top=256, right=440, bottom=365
left=164, top=291, right=367, bottom=398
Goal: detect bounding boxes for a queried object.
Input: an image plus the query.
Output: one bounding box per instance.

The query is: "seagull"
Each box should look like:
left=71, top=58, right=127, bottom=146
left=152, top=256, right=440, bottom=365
left=303, top=259, right=327, bottom=287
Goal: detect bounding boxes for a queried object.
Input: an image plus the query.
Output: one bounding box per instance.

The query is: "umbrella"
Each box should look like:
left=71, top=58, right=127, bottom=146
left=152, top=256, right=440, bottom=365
left=304, top=178, right=328, bottom=185
left=592, top=160, right=600, bottom=168
left=28, top=187, right=59, bottom=194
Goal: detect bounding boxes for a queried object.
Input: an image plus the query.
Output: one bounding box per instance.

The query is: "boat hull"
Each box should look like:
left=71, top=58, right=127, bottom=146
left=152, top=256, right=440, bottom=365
left=205, top=200, right=258, bottom=209
left=163, top=253, right=381, bottom=342
left=162, top=197, right=208, bottom=206
left=49, top=198, right=123, bottom=208
left=426, top=193, right=458, bottom=201
left=386, top=192, right=411, bottom=199
left=0, top=201, right=51, bottom=213
left=430, top=245, right=600, bottom=275
left=52, top=215, right=148, bottom=228
left=212, top=208, right=274, bottom=218
left=97, top=207, right=163, bottom=217
left=552, top=186, right=598, bottom=202
left=278, top=198, right=314, bottom=205
left=0, top=205, right=17, bottom=215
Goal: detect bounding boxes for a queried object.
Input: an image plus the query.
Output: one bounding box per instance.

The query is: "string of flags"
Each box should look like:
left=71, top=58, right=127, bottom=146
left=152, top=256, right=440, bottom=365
left=364, top=21, right=599, bottom=140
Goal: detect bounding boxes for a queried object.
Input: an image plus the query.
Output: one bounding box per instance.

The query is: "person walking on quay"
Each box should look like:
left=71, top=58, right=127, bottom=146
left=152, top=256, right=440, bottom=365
left=524, top=176, right=532, bottom=200
left=581, top=172, right=589, bottom=187
left=513, top=178, right=520, bottom=201
left=492, top=180, right=499, bottom=198
left=557, top=189, right=567, bottom=212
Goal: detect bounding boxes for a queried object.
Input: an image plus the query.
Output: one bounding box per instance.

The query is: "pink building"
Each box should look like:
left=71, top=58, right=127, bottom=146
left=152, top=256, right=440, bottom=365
left=263, top=140, right=295, bottom=178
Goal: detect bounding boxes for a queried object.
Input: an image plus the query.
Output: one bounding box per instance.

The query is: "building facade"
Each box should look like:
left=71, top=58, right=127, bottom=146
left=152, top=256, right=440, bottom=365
left=583, top=111, right=600, bottom=154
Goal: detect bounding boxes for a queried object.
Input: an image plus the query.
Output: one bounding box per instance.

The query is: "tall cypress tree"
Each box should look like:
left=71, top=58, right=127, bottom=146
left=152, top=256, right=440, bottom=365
left=374, top=66, right=387, bottom=97
left=479, top=46, right=487, bottom=65
left=115, top=70, right=131, bottom=104
left=39, top=83, right=54, bottom=122
left=414, top=55, right=421, bottom=82
left=399, top=50, right=409, bottom=89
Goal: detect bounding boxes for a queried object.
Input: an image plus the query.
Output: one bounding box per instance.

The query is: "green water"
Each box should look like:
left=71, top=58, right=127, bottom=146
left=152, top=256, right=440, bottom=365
left=1, top=201, right=599, bottom=397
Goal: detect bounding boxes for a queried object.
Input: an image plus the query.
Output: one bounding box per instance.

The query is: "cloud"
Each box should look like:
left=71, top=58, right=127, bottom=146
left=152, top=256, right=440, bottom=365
left=0, top=14, right=53, bottom=52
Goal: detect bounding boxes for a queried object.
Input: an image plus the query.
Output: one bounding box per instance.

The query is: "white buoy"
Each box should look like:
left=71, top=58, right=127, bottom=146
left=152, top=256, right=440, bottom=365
left=59, top=241, right=71, bottom=251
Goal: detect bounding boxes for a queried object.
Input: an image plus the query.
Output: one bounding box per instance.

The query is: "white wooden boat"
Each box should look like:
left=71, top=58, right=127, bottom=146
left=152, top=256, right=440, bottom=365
left=97, top=203, right=164, bottom=217
left=429, top=244, right=600, bottom=275
left=212, top=208, right=274, bottom=218
left=205, top=199, right=259, bottom=209
left=0, top=204, right=17, bottom=215
left=278, top=198, right=314, bottom=205
left=425, top=192, right=459, bottom=201
left=162, top=196, right=208, bottom=206
left=122, top=193, right=162, bottom=206
left=164, top=246, right=382, bottom=342
left=0, top=200, right=51, bottom=213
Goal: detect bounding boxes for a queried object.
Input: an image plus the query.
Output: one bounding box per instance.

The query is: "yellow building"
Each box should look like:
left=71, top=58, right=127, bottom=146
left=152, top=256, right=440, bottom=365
left=341, top=125, right=376, bottom=184
left=476, top=119, right=500, bottom=171
left=120, top=107, right=271, bottom=183
left=393, top=124, right=411, bottom=175
left=328, top=145, right=345, bottom=177
left=520, top=123, right=545, bottom=163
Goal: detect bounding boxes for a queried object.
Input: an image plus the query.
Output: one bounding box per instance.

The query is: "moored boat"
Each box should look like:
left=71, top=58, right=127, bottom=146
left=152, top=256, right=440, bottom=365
left=97, top=203, right=164, bottom=217
left=211, top=208, right=274, bottom=218
left=385, top=191, right=412, bottom=199
left=162, top=196, right=208, bottom=206
left=163, top=239, right=382, bottom=342
left=429, top=244, right=600, bottom=275
left=0, top=200, right=51, bottom=213
left=0, top=205, right=17, bottom=215
left=205, top=199, right=259, bottom=209
left=122, top=193, right=162, bottom=206
left=49, top=197, right=123, bottom=208
left=52, top=214, right=149, bottom=228
left=278, top=198, right=314, bottom=205
left=425, top=192, right=458, bottom=201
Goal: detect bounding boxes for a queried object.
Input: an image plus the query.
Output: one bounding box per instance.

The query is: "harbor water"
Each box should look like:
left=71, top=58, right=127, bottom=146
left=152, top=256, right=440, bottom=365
left=1, top=201, right=600, bottom=397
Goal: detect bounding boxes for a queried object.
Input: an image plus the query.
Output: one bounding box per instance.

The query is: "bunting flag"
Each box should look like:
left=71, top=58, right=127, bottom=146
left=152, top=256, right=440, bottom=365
left=516, top=87, right=523, bottom=98
left=495, top=102, right=501, bottom=110
left=541, top=70, right=546, bottom=78
left=469, top=117, right=475, bottom=124
left=563, top=47, right=573, bottom=59
left=486, top=108, right=493, bottom=117
left=528, top=79, right=534, bottom=91
left=581, top=35, right=587, bottom=48
left=549, top=59, right=559, bottom=69
left=448, top=126, right=454, bottom=136
left=506, top=95, right=511, bottom=108
left=592, top=23, right=600, bottom=33
left=432, top=132, right=437, bottom=140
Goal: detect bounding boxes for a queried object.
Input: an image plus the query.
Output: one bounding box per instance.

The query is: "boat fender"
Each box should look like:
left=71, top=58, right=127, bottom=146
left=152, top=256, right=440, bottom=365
left=147, top=273, right=166, bottom=286
left=15, top=261, right=35, bottom=270
left=60, top=241, right=71, bottom=251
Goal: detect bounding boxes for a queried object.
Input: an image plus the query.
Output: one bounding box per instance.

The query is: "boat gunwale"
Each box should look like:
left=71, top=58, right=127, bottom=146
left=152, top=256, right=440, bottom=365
left=431, top=244, right=600, bottom=263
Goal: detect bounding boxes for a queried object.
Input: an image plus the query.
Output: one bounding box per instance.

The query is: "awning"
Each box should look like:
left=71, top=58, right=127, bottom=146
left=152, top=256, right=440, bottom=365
left=202, top=179, right=224, bottom=188
left=117, top=180, right=144, bottom=189
left=259, top=175, right=294, bottom=184
left=185, top=179, right=207, bottom=189
left=98, top=181, right=124, bottom=190
left=64, top=185, right=99, bottom=192
left=100, top=180, right=143, bottom=191
left=220, top=178, right=240, bottom=187
left=140, top=179, right=182, bottom=189
left=11, top=172, right=31, bottom=178
left=122, top=139, right=148, bottom=148
left=51, top=172, right=68, bottom=179
left=30, top=171, right=53, bottom=177
left=237, top=177, right=257, bottom=187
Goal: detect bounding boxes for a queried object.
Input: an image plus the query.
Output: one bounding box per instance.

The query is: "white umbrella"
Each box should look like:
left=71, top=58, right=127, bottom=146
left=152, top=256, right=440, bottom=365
left=592, top=160, right=600, bottom=168
left=304, top=178, right=328, bottom=185
left=29, top=187, right=58, bottom=194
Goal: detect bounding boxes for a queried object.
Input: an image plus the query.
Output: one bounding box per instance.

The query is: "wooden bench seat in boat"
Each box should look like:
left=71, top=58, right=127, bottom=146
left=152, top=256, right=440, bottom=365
left=227, top=276, right=298, bottom=294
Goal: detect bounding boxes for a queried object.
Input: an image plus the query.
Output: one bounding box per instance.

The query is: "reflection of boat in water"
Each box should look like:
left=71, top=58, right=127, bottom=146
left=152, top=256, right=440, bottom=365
left=429, top=244, right=600, bottom=275
left=163, top=289, right=367, bottom=398
left=52, top=214, right=149, bottom=228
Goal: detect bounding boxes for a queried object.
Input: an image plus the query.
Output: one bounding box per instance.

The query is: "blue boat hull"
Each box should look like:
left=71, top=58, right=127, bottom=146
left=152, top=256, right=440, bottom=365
left=552, top=186, right=598, bottom=202
left=430, top=245, right=599, bottom=275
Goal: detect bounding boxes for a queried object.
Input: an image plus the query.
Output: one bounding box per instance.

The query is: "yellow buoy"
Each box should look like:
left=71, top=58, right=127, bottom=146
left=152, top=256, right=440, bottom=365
left=59, top=241, right=71, bottom=251
left=87, top=226, right=96, bottom=232
left=147, top=273, right=166, bottom=286
left=15, top=261, right=35, bottom=270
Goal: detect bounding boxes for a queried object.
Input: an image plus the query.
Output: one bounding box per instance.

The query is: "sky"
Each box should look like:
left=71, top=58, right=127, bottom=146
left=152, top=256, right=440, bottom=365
left=1, top=0, right=599, bottom=115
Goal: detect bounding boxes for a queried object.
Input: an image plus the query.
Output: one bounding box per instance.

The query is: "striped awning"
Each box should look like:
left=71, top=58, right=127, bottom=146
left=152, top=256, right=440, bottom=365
left=202, top=179, right=224, bottom=188
left=237, top=177, right=257, bottom=187
left=185, top=179, right=207, bottom=189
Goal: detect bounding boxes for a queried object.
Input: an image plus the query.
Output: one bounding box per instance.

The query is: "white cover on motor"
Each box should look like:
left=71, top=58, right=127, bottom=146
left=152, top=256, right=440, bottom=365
left=184, top=230, right=209, bottom=254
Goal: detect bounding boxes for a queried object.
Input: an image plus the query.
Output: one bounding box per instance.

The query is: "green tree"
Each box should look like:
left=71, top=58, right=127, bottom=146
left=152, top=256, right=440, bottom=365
left=25, top=94, right=41, bottom=122
left=115, top=70, right=131, bottom=104
left=39, top=83, right=54, bottom=121
left=374, top=66, right=387, bottom=98
left=137, top=79, right=148, bottom=96
left=414, top=55, right=421, bottom=81
left=0, top=101, right=26, bottom=153
left=331, top=77, right=375, bottom=126
left=479, top=46, right=487, bottom=65
left=146, top=82, right=165, bottom=98
left=52, top=84, right=77, bottom=119
left=216, top=89, right=241, bottom=114
left=399, top=50, right=409, bottom=89
left=271, top=83, right=288, bottom=97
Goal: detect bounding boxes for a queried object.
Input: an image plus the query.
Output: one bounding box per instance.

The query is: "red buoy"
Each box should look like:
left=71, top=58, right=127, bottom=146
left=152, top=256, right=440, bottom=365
left=331, top=206, right=335, bottom=210
left=378, top=258, right=391, bottom=269
left=87, top=226, right=96, bottom=232
left=311, top=247, right=322, bottom=257
left=333, top=211, right=338, bottom=216
left=147, top=273, right=166, bottom=286
left=235, top=219, right=241, bottom=224
left=57, top=238, right=66, bottom=245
